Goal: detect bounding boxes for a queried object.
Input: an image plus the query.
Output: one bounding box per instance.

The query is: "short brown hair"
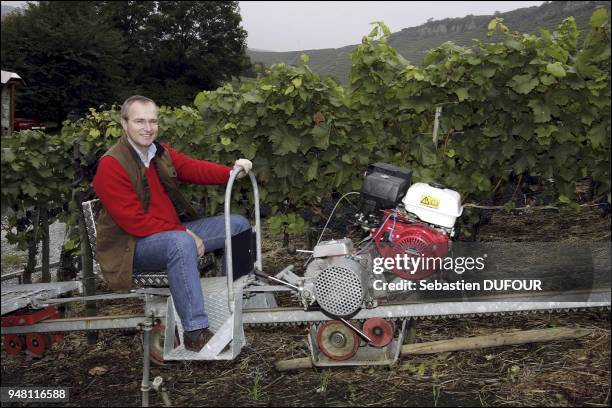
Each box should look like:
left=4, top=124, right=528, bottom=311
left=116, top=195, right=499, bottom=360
left=120, top=95, right=157, bottom=120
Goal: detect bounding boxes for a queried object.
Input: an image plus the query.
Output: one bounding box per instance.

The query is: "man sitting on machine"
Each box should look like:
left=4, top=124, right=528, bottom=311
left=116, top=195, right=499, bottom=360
left=93, top=95, right=253, bottom=352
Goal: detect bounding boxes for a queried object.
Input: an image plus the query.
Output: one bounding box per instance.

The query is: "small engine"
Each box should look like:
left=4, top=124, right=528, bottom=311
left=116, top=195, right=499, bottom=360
left=285, top=163, right=463, bottom=318
left=357, top=163, right=462, bottom=280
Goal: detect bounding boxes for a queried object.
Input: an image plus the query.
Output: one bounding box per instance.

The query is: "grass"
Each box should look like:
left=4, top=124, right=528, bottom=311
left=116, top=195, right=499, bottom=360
left=248, top=373, right=262, bottom=401
left=1, top=254, right=26, bottom=273
left=432, top=385, right=442, bottom=407
left=316, top=369, right=332, bottom=393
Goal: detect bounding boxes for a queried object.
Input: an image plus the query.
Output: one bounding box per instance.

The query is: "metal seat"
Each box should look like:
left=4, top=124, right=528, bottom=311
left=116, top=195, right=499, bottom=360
left=81, top=199, right=170, bottom=287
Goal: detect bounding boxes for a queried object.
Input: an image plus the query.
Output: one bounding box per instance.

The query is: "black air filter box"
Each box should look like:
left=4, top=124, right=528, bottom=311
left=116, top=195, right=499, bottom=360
left=359, top=163, right=412, bottom=215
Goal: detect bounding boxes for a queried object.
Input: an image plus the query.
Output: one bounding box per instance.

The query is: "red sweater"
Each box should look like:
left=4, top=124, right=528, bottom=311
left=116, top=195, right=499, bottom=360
left=93, top=144, right=230, bottom=237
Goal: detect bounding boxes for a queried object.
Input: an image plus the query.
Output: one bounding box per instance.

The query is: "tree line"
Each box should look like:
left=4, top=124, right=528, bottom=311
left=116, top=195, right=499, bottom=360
left=1, top=1, right=251, bottom=124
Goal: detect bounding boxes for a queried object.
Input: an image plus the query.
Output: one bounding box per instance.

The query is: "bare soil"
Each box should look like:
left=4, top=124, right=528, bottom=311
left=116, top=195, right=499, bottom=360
left=1, top=206, right=610, bottom=407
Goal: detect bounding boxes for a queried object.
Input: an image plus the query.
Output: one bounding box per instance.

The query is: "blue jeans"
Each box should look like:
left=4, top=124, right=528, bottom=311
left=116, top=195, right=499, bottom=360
left=133, top=214, right=251, bottom=331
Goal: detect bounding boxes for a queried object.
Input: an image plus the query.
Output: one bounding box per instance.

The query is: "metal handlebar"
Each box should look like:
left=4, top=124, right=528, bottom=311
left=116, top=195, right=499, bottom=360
left=224, top=165, right=262, bottom=310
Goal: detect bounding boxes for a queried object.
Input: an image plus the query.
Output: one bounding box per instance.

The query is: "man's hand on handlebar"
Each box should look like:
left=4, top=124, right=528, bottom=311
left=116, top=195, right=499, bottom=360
left=234, top=158, right=252, bottom=179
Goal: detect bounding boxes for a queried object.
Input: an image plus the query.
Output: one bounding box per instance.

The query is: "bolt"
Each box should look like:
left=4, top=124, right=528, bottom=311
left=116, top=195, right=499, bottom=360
left=331, top=332, right=347, bottom=348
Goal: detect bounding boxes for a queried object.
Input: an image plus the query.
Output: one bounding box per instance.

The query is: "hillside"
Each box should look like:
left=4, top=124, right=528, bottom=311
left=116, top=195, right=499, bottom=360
left=1, top=5, right=18, bottom=19
left=247, top=1, right=611, bottom=83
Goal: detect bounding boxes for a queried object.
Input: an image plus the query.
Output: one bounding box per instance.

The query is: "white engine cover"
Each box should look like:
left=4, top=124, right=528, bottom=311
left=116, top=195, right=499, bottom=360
left=402, top=182, right=463, bottom=228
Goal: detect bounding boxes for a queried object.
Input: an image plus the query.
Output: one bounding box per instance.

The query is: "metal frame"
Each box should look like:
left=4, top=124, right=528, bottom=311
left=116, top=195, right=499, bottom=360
left=240, top=288, right=612, bottom=326
left=224, top=167, right=262, bottom=309
left=1, top=282, right=83, bottom=315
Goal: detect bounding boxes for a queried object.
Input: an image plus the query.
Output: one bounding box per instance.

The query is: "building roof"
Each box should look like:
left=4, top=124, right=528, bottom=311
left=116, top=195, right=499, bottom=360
left=1, top=70, right=23, bottom=84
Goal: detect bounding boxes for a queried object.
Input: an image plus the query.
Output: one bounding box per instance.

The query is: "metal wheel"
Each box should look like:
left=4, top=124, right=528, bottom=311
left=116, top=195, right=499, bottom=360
left=316, top=320, right=360, bottom=361
left=363, top=318, right=395, bottom=347
left=25, top=333, right=49, bottom=356
left=149, top=323, right=179, bottom=365
left=3, top=334, right=25, bottom=355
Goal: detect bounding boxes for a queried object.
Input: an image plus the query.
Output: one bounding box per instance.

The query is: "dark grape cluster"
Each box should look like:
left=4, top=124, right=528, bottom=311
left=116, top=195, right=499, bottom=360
left=82, top=152, right=100, bottom=181
left=319, top=196, right=336, bottom=215
left=13, top=209, right=34, bottom=232
left=298, top=207, right=313, bottom=222
left=497, top=171, right=557, bottom=208
left=72, top=153, right=101, bottom=186
left=16, top=216, right=32, bottom=233
left=259, top=203, right=272, bottom=218
left=312, top=195, right=359, bottom=236
left=10, top=202, right=70, bottom=233
left=47, top=206, right=64, bottom=217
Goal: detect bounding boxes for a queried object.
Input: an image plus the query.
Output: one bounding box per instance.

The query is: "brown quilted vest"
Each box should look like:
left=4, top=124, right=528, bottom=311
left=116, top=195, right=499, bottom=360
left=95, top=135, right=197, bottom=290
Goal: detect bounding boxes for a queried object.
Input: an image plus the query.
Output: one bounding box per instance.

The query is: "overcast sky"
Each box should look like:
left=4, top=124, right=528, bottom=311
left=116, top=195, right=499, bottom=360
left=240, top=1, right=545, bottom=51
left=2, top=1, right=545, bottom=52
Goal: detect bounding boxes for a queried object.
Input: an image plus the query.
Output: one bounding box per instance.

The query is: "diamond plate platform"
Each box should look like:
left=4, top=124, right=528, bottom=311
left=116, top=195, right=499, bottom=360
left=163, top=276, right=247, bottom=360
left=1, top=281, right=83, bottom=315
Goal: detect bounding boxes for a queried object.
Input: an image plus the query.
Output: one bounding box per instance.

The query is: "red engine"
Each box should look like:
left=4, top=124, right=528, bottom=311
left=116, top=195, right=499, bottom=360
left=372, top=209, right=450, bottom=280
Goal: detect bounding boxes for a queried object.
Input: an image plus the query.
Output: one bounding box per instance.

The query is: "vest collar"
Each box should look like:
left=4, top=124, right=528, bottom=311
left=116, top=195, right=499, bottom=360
left=119, top=133, right=167, bottom=163
left=120, top=134, right=156, bottom=168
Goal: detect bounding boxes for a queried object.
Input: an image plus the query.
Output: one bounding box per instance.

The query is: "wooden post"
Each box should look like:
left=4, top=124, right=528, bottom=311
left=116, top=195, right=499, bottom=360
left=274, top=327, right=594, bottom=372
left=307, top=227, right=317, bottom=249
left=40, top=202, right=50, bottom=282
left=58, top=225, right=79, bottom=282
left=282, top=226, right=289, bottom=248
left=22, top=207, right=40, bottom=284
left=400, top=327, right=592, bottom=355
left=406, top=318, right=417, bottom=344
left=73, top=141, right=98, bottom=344
left=275, top=357, right=312, bottom=371
left=10, top=81, right=16, bottom=134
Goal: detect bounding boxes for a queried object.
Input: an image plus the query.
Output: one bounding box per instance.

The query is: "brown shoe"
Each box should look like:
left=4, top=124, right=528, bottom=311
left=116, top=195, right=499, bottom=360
left=183, top=328, right=214, bottom=352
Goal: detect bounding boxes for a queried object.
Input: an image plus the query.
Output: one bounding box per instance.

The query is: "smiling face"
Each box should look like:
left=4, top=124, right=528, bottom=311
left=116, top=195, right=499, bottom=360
left=121, top=101, right=159, bottom=155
